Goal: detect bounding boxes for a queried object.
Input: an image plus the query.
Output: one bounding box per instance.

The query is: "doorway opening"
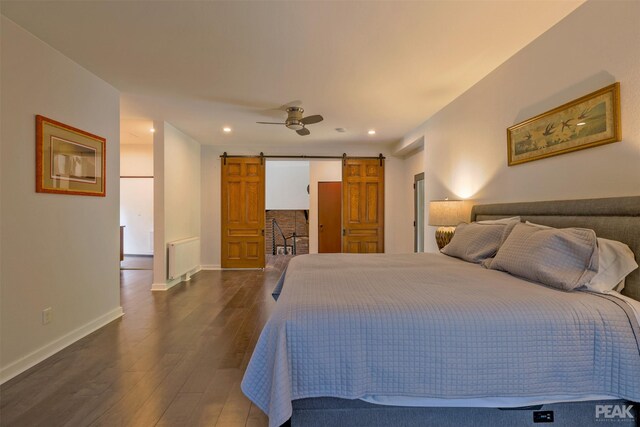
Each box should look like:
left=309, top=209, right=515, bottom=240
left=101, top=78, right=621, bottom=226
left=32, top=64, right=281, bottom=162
left=265, top=160, right=310, bottom=257
left=119, top=120, right=154, bottom=271
left=220, top=156, right=385, bottom=267
left=414, top=172, right=425, bottom=252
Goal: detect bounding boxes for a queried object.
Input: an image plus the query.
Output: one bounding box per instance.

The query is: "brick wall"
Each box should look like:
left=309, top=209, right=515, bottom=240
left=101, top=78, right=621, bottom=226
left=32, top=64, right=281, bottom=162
left=266, top=210, right=309, bottom=255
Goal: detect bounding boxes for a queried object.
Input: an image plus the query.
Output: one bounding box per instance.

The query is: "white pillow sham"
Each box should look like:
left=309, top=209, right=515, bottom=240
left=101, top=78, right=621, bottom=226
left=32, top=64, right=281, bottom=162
left=582, top=237, right=638, bottom=294
left=477, top=216, right=521, bottom=225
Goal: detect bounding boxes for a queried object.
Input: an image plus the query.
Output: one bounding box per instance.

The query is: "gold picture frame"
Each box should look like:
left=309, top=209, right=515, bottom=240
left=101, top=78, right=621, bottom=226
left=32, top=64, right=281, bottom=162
left=36, top=115, right=106, bottom=196
left=507, top=83, right=621, bottom=166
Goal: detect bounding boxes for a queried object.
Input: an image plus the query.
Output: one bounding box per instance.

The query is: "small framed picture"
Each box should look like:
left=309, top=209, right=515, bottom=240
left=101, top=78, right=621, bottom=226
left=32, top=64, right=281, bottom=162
left=36, top=115, right=106, bottom=196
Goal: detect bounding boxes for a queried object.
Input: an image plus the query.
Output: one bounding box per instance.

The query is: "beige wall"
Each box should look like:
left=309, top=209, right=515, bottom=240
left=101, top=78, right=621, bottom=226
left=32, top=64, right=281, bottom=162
left=0, top=17, right=122, bottom=383
left=152, top=122, right=201, bottom=289
left=398, top=0, right=640, bottom=252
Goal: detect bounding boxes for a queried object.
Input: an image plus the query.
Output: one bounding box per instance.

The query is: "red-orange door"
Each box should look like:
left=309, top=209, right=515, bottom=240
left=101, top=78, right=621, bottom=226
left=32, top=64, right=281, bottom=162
left=318, top=182, right=342, bottom=253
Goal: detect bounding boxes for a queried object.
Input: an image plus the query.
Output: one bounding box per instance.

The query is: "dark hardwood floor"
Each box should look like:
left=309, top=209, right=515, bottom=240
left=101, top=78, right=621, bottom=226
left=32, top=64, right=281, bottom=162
left=0, top=256, right=292, bottom=427
left=120, top=255, right=154, bottom=271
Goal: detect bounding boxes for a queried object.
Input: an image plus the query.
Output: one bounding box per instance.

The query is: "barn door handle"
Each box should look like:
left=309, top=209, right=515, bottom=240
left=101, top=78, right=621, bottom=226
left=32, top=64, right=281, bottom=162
left=342, top=229, right=346, bottom=236
left=319, top=224, right=324, bottom=231
left=261, top=229, right=264, bottom=236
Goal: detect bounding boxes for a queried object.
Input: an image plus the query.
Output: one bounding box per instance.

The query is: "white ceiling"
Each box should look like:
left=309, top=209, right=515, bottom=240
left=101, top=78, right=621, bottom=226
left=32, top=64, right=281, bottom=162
left=2, top=1, right=584, bottom=148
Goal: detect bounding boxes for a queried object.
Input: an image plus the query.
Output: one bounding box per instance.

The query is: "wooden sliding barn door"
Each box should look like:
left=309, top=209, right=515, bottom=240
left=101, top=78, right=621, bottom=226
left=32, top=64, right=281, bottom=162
left=342, top=158, right=384, bottom=253
left=221, top=157, right=265, bottom=268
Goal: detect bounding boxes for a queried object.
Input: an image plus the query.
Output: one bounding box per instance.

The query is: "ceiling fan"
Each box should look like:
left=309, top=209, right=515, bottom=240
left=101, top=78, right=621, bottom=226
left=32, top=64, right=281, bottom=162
left=257, top=106, right=323, bottom=136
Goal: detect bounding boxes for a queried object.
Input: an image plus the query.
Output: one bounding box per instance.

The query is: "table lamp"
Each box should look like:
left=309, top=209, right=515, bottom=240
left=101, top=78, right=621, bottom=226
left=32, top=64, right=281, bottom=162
left=428, top=199, right=469, bottom=249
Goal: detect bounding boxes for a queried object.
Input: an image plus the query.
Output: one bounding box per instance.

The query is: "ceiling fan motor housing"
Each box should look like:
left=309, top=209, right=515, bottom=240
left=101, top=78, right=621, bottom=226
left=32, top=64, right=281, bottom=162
left=286, top=107, right=305, bottom=130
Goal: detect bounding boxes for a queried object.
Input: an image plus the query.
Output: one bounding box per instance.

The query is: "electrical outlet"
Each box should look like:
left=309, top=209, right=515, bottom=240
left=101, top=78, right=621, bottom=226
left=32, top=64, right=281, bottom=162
left=533, top=411, right=554, bottom=423
left=42, top=307, right=52, bottom=325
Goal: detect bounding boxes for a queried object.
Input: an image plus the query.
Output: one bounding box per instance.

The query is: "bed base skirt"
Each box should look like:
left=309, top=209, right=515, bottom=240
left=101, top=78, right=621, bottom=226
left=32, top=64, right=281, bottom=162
left=288, top=397, right=638, bottom=427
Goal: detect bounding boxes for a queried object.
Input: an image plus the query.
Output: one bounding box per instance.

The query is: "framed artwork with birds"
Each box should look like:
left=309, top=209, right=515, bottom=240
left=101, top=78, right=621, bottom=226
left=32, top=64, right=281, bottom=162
left=506, top=82, right=620, bottom=166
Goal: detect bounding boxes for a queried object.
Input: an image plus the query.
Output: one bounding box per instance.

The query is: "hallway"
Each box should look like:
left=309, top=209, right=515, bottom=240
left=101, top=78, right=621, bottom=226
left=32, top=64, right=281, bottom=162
left=0, top=257, right=292, bottom=426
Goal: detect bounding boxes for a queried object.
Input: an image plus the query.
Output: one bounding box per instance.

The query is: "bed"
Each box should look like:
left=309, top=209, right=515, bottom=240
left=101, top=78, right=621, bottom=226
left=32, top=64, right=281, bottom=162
left=242, top=196, right=640, bottom=427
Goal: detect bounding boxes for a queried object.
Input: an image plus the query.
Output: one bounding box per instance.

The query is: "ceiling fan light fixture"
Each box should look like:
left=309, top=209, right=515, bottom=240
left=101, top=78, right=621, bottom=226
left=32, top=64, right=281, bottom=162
left=286, top=120, right=304, bottom=131
left=256, top=103, right=323, bottom=136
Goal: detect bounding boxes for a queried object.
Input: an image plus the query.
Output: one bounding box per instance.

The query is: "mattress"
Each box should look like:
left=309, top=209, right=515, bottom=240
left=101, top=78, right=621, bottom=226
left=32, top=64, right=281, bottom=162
left=241, top=253, right=640, bottom=427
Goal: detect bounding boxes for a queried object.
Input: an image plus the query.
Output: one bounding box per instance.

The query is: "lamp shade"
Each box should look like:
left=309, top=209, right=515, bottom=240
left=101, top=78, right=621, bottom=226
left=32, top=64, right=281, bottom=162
left=428, top=200, right=469, bottom=226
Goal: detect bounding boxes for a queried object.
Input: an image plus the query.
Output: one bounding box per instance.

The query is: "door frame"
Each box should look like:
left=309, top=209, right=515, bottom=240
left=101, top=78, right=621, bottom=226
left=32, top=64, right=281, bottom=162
left=414, top=172, right=425, bottom=252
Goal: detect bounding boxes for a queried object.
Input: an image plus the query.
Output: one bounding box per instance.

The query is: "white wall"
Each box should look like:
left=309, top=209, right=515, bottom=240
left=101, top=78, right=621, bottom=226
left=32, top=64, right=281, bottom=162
left=266, top=161, right=309, bottom=210
left=120, top=144, right=153, bottom=255
left=0, top=17, right=122, bottom=383
left=200, top=145, right=409, bottom=266
left=398, top=0, right=640, bottom=253
left=401, top=148, right=425, bottom=253
left=152, top=122, right=201, bottom=289
left=120, top=143, right=153, bottom=176
left=200, top=145, right=221, bottom=269
left=308, top=160, right=342, bottom=254
left=383, top=156, right=407, bottom=254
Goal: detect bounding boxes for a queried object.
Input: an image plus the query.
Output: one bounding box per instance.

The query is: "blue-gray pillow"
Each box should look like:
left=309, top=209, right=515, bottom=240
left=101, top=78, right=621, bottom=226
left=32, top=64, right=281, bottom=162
left=488, top=223, right=599, bottom=291
left=441, top=221, right=518, bottom=264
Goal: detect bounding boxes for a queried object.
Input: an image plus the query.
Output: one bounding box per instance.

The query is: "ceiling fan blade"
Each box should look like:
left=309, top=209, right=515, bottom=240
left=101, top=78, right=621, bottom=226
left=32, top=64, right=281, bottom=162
left=256, top=121, right=285, bottom=125
left=300, top=115, right=323, bottom=125
left=296, top=128, right=311, bottom=136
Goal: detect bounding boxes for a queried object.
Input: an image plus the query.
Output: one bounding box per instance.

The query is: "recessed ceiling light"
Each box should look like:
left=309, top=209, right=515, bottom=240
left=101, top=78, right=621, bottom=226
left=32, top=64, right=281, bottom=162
left=149, top=128, right=155, bottom=133
left=576, top=122, right=586, bottom=126
left=335, top=127, right=347, bottom=133
left=223, top=127, right=232, bottom=133
left=368, top=129, right=376, bottom=135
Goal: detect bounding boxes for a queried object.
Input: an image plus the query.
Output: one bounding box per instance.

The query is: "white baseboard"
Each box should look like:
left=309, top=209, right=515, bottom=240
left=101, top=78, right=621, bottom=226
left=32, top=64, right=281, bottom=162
left=0, top=306, right=124, bottom=385
left=151, top=265, right=202, bottom=291
left=151, top=277, right=180, bottom=291
left=202, top=263, right=264, bottom=271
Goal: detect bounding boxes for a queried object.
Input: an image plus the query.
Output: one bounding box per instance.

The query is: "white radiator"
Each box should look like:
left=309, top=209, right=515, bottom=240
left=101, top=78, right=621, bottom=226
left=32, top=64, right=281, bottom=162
left=168, top=237, right=200, bottom=280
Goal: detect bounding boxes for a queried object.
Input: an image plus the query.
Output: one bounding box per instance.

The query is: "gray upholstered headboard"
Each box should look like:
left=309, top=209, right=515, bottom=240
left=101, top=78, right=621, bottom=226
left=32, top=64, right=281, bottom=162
left=471, top=196, right=640, bottom=301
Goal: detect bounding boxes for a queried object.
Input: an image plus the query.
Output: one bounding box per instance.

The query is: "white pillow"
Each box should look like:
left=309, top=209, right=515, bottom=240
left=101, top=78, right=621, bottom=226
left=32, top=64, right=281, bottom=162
left=582, top=238, right=638, bottom=294
left=526, top=222, right=638, bottom=294
left=525, top=220, right=551, bottom=228
left=478, top=216, right=521, bottom=225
